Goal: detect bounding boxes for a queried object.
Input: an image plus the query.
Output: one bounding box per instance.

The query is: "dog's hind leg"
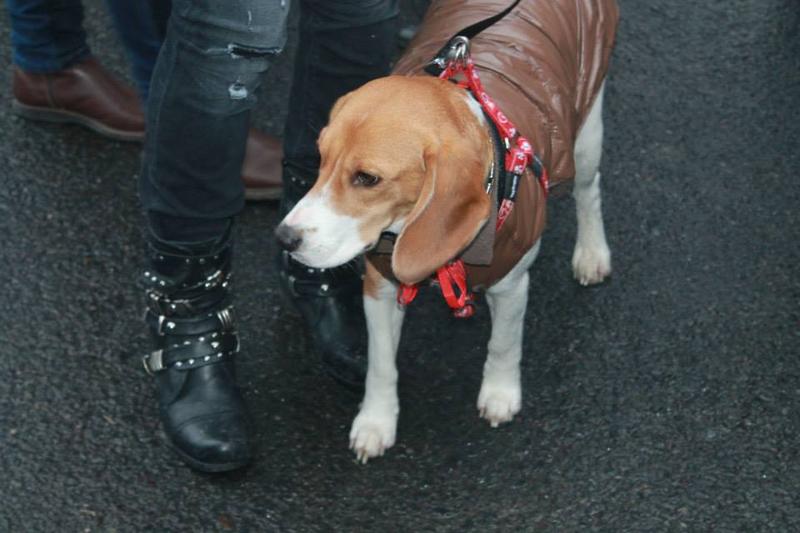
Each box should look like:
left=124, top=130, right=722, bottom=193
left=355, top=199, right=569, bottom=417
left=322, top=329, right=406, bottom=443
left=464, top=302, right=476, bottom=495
left=349, top=262, right=404, bottom=463
left=479, top=242, right=540, bottom=427
left=572, top=81, right=612, bottom=285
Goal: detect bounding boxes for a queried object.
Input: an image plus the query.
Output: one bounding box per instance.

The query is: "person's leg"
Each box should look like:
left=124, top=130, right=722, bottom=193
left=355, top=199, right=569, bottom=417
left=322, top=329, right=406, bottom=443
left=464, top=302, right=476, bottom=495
left=139, top=0, right=290, bottom=472
left=283, top=0, right=399, bottom=178
left=278, top=0, right=399, bottom=389
left=103, top=0, right=282, bottom=197
left=103, top=0, right=167, bottom=102
left=140, top=0, right=288, bottom=228
left=5, top=0, right=89, bottom=73
left=6, top=0, right=144, bottom=140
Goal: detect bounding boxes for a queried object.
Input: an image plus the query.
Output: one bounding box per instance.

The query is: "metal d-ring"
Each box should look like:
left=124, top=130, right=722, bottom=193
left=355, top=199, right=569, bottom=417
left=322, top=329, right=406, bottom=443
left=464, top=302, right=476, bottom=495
left=448, top=36, right=471, bottom=67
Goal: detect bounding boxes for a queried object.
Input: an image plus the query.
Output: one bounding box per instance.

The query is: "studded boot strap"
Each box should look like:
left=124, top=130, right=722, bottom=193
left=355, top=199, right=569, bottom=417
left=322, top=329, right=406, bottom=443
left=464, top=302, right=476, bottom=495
left=141, top=245, right=240, bottom=375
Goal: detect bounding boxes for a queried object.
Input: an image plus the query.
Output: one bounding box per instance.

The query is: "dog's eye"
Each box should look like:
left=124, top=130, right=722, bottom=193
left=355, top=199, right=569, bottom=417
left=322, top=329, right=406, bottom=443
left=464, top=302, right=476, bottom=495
left=353, top=172, right=381, bottom=187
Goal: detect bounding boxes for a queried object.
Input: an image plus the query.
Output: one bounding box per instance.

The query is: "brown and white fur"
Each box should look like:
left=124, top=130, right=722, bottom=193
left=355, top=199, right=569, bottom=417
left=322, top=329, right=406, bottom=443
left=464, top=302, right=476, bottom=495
left=276, top=75, right=611, bottom=463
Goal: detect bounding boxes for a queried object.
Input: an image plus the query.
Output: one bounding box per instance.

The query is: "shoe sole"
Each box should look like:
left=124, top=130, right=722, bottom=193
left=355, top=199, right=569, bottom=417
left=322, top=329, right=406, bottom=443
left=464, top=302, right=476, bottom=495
left=244, top=186, right=283, bottom=202
left=12, top=99, right=144, bottom=143
left=168, top=442, right=251, bottom=473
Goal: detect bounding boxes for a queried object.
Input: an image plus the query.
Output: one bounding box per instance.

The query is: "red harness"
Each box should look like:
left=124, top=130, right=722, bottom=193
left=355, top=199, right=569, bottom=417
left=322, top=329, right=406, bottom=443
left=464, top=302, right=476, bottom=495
left=397, top=45, right=549, bottom=317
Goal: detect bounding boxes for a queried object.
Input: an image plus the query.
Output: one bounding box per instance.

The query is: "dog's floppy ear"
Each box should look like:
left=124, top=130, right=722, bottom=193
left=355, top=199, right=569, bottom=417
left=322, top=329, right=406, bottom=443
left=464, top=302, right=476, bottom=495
left=392, top=145, right=491, bottom=285
left=329, top=92, right=352, bottom=121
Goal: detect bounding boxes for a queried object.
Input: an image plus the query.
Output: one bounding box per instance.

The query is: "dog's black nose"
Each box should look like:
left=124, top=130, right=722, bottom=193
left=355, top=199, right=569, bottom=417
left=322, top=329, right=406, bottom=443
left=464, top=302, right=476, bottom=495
left=275, top=223, right=302, bottom=252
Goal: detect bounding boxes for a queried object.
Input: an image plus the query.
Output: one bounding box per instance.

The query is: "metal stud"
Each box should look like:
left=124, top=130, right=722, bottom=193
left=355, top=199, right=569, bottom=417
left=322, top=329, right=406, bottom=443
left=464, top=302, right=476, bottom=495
left=321, top=284, right=329, bottom=292
left=176, top=361, right=183, bottom=367
left=167, top=322, right=175, bottom=329
left=188, top=359, right=195, bottom=365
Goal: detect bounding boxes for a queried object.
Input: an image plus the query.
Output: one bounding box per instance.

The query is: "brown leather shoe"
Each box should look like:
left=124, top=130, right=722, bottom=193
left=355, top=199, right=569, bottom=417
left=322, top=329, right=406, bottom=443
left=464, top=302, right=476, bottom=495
left=12, top=56, right=144, bottom=142
left=243, top=128, right=283, bottom=201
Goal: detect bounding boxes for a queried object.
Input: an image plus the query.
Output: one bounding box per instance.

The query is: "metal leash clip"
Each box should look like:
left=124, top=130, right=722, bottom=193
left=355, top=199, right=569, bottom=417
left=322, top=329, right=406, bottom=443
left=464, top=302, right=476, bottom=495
left=425, top=35, right=471, bottom=75
left=447, top=36, right=471, bottom=67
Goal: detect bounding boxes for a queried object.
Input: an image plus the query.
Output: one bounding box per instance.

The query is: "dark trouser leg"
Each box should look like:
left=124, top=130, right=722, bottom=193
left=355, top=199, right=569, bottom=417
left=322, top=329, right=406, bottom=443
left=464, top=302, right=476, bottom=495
left=138, top=0, right=290, bottom=471
left=103, top=0, right=168, bottom=102
left=140, top=0, right=288, bottom=227
left=279, top=0, right=398, bottom=390
left=283, top=0, right=399, bottom=180
left=5, top=0, right=90, bottom=73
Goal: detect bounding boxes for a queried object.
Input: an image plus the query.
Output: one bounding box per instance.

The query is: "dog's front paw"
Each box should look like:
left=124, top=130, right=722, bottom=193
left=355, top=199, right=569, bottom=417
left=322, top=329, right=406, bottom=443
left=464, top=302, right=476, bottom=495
left=349, top=409, right=397, bottom=464
left=478, top=377, right=521, bottom=428
left=572, top=243, right=611, bottom=286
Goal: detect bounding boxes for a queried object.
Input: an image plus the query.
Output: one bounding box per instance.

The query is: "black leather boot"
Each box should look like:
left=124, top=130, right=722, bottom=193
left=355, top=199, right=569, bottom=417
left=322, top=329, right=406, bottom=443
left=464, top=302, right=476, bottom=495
left=278, top=166, right=367, bottom=390
left=141, top=235, right=252, bottom=472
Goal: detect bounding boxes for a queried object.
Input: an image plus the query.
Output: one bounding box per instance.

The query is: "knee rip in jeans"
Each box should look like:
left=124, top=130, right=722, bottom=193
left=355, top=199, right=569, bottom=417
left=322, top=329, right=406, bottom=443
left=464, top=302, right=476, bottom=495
left=227, top=43, right=282, bottom=59
left=228, top=81, right=248, bottom=100
left=219, top=43, right=282, bottom=100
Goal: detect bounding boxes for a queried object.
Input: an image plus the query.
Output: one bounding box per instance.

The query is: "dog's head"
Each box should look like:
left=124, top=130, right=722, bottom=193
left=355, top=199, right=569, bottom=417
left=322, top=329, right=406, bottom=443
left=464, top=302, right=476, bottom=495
left=276, top=76, right=492, bottom=284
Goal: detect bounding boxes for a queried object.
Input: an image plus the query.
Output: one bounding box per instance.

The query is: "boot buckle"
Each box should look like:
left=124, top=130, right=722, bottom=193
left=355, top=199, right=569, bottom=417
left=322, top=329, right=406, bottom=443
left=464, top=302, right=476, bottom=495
left=217, top=306, right=235, bottom=331
left=142, top=349, right=164, bottom=375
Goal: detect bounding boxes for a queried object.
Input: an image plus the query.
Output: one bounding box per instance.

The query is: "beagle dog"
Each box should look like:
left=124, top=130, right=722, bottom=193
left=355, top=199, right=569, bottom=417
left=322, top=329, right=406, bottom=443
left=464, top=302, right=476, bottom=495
left=276, top=0, right=618, bottom=462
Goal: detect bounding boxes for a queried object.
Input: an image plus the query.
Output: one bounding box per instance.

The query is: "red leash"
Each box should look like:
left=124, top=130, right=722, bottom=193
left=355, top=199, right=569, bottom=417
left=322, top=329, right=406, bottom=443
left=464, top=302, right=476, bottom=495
left=397, top=261, right=475, bottom=318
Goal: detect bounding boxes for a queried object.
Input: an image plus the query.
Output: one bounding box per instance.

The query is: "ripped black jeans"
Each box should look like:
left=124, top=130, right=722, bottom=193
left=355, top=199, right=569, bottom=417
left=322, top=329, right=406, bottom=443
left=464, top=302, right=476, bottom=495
left=139, top=0, right=398, bottom=243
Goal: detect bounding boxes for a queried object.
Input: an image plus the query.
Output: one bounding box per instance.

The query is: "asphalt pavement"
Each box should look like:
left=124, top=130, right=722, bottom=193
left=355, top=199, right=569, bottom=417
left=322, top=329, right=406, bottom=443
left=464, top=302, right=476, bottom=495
left=1, top=0, right=798, bottom=531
